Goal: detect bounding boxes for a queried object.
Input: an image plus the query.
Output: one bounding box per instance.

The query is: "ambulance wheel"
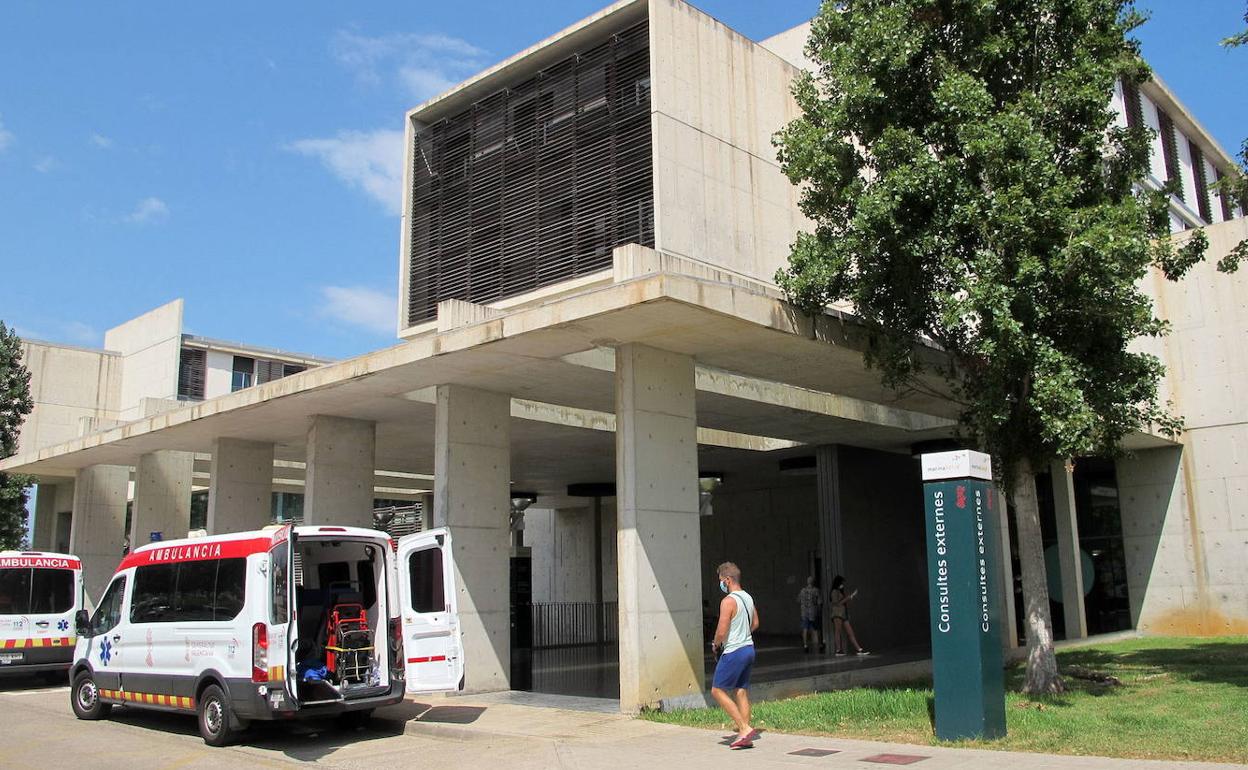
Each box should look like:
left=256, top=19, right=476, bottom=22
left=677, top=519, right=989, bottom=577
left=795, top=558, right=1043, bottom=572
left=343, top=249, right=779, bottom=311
left=71, top=671, right=112, bottom=720
left=338, top=709, right=374, bottom=730
left=197, top=684, right=241, bottom=747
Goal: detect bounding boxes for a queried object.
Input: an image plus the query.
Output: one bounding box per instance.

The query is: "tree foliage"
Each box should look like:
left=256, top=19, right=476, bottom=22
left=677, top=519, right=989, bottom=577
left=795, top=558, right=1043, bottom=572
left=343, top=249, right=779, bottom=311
left=0, top=321, right=34, bottom=550
left=1214, top=3, right=1248, bottom=274
left=774, top=0, right=1227, bottom=694
left=775, top=0, right=1215, bottom=472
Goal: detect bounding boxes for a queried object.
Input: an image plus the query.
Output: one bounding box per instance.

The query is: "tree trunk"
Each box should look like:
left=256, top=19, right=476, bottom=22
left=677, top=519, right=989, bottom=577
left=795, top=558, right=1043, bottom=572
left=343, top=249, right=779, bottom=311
left=1009, top=457, right=1065, bottom=695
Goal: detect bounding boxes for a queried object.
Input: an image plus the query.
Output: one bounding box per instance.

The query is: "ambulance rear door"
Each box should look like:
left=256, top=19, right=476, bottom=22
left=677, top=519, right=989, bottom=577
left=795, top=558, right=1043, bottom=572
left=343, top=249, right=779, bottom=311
left=396, top=529, right=463, bottom=693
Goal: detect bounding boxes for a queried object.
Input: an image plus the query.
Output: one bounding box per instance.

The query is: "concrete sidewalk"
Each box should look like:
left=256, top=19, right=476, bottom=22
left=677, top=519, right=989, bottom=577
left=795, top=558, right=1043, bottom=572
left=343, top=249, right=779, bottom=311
left=377, top=695, right=1245, bottom=769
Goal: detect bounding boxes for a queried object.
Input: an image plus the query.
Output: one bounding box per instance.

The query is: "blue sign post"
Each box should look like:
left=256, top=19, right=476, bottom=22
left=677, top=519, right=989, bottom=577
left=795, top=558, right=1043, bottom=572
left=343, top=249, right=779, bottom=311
left=921, top=450, right=1006, bottom=740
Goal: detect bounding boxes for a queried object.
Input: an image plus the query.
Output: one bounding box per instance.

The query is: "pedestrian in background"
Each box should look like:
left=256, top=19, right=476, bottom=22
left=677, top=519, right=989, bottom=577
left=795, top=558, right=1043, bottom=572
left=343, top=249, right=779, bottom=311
left=710, top=561, right=760, bottom=749
left=796, top=575, right=823, bottom=653
left=829, top=574, right=869, bottom=656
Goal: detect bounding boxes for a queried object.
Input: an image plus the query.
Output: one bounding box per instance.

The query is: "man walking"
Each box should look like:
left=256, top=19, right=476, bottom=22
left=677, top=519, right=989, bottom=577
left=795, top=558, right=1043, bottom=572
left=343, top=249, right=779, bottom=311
left=710, top=561, right=759, bottom=749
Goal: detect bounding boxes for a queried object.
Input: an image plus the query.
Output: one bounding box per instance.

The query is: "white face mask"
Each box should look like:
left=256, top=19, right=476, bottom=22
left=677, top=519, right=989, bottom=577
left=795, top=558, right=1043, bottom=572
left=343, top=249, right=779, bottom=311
left=719, top=580, right=728, bottom=594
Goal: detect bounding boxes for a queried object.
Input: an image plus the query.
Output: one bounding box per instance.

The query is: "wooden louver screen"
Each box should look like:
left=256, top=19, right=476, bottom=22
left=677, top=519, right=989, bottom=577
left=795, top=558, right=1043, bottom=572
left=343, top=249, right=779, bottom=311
left=1188, top=140, right=1212, bottom=223
left=177, top=348, right=206, bottom=400
left=406, top=19, right=654, bottom=326
left=1120, top=80, right=1148, bottom=175
left=1157, top=110, right=1183, bottom=202
left=1216, top=170, right=1234, bottom=221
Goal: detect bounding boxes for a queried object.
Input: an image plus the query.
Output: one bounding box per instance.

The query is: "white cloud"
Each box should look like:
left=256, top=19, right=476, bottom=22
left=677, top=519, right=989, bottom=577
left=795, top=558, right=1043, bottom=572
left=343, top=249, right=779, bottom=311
left=89, top=133, right=113, bottom=149
left=33, top=156, right=58, bottom=173
left=330, top=29, right=486, bottom=102
left=10, top=321, right=100, bottom=346
left=0, top=116, right=13, bottom=152
left=320, top=286, right=396, bottom=335
left=125, top=196, right=170, bottom=224
left=287, top=129, right=404, bottom=215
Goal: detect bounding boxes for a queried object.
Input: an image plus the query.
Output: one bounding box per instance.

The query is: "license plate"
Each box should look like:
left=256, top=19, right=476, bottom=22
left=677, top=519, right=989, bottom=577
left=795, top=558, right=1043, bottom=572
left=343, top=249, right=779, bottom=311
left=0, top=653, right=22, bottom=665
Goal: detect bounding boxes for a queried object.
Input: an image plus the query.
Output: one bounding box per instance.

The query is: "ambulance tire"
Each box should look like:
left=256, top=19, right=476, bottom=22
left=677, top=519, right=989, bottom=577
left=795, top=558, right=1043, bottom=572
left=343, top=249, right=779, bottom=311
left=197, top=683, right=242, bottom=747
left=71, top=671, right=112, bottom=720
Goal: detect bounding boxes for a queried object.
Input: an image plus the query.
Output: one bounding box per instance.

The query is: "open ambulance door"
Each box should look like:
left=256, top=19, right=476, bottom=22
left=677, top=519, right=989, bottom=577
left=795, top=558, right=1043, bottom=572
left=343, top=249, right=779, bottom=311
left=269, top=526, right=300, bottom=708
left=396, top=528, right=463, bottom=693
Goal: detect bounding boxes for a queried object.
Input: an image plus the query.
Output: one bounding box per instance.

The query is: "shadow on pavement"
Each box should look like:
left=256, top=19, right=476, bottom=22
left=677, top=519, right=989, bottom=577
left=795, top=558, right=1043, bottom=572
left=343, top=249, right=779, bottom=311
left=0, top=671, right=69, bottom=691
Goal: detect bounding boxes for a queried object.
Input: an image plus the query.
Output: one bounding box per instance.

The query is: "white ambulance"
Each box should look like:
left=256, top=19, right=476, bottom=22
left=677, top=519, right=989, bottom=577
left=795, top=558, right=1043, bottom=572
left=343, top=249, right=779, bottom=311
left=69, top=524, right=464, bottom=746
left=0, top=551, right=84, bottom=679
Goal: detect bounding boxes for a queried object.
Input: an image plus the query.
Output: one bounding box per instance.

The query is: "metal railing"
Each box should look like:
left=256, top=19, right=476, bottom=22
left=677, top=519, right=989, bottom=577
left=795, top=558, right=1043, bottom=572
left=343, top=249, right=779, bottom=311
left=531, top=601, right=618, bottom=649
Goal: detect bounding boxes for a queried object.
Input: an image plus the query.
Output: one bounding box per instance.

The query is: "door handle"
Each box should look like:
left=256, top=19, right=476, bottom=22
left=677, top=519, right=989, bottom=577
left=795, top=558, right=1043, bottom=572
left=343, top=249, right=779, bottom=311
left=112, top=635, right=121, bottom=642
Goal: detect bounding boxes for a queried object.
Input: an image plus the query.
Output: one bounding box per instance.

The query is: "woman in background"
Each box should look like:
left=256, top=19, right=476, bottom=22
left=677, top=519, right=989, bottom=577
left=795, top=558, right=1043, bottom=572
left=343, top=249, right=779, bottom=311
left=829, top=575, right=869, bottom=656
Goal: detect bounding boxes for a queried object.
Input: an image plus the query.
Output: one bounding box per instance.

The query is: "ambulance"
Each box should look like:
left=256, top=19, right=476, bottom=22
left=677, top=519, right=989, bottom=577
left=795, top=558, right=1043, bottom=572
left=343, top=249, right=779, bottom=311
left=0, top=551, right=84, bottom=679
left=69, top=524, right=464, bottom=746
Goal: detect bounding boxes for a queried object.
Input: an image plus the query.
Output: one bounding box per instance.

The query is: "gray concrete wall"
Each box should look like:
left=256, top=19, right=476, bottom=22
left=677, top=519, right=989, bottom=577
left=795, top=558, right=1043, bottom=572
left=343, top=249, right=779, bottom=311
left=835, top=446, right=929, bottom=651
left=103, top=299, right=183, bottom=422
left=699, top=477, right=818, bottom=636
left=1118, top=217, right=1248, bottom=636
left=648, top=0, right=810, bottom=284
left=527, top=502, right=618, bottom=604
left=17, top=341, right=121, bottom=454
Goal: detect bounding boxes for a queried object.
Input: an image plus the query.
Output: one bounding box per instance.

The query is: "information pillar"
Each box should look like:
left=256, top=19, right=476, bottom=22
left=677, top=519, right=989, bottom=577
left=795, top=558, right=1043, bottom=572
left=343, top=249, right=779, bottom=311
left=921, top=450, right=1006, bottom=740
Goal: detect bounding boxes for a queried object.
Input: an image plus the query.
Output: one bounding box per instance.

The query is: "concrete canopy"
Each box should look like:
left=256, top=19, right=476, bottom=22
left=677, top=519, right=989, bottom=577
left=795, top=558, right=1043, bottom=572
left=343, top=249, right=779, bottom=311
left=1, top=258, right=1172, bottom=499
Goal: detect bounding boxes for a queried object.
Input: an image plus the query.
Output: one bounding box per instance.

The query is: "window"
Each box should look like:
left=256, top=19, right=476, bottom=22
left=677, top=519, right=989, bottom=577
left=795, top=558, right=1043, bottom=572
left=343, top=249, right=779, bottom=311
left=29, top=569, right=74, bottom=614
left=214, top=559, right=246, bottom=620
left=130, top=559, right=248, bottom=623
left=408, top=548, right=445, bottom=613
left=270, top=542, right=289, bottom=624
left=0, top=568, right=32, bottom=614
left=231, top=356, right=255, bottom=392
left=173, top=561, right=216, bottom=621
left=90, top=576, right=127, bottom=636
left=130, top=563, right=176, bottom=623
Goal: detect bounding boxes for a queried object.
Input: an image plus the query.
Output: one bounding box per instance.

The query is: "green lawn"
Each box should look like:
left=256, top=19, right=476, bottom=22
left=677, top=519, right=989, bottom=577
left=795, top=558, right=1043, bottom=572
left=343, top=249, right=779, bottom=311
left=643, top=636, right=1248, bottom=764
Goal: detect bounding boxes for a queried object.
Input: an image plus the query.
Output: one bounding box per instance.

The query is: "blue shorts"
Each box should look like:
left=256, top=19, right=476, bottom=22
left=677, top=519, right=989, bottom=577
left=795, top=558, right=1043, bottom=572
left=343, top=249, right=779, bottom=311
left=801, top=617, right=819, bottom=631
left=712, top=645, right=755, bottom=690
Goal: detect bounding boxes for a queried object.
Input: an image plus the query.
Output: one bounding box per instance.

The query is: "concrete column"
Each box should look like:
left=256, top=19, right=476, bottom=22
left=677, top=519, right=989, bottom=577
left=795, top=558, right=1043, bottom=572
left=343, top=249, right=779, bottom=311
left=815, top=444, right=844, bottom=646
left=132, top=451, right=194, bottom=545
left=615, top=344, right=704, bottom=712
left=996, top=488, right=1020, bottom=649
left=1050, top=460, right=1088, bottom=639
left=433, top=385, right=511, bottom=693
left=69, top=465, right=129, bottom=601
left=52, top=483, right=75, bottom=553
left=32, top=483, right=60, bottom=550
left=207, top=438, right=274, bottom=534
left=304, top=415, right=376, bottom=527
left=418, top=492, right=434, bottom=532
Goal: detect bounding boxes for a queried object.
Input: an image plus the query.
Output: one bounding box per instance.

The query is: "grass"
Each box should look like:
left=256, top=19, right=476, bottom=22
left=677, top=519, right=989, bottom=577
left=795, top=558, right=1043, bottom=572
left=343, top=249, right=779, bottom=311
left=642, top=636, right=1248, bottom=763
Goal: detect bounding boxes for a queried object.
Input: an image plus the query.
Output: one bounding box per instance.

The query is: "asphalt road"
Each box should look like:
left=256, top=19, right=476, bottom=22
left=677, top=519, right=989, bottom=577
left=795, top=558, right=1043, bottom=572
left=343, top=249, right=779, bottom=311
left=0, top=674, right=539, bottom=770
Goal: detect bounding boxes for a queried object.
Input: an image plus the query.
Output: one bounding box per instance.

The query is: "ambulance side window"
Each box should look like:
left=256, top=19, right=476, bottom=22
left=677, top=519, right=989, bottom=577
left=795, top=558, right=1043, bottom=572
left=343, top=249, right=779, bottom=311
left=90, top=576, right=127, bottom=636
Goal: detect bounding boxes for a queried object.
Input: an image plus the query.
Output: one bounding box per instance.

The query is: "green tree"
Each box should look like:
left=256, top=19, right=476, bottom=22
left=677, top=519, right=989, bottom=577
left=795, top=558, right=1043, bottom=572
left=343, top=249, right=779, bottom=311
left=0, top=321, right=34, bottom=550
left=775, top=0, right=1231, bottom=694
left=1214, top=4, right=1248, bottom=273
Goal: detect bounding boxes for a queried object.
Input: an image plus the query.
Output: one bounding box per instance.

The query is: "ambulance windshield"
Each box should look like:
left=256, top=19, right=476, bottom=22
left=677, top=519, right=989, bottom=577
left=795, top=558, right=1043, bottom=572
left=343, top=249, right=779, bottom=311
left=0, top=568, right=74, bottom=615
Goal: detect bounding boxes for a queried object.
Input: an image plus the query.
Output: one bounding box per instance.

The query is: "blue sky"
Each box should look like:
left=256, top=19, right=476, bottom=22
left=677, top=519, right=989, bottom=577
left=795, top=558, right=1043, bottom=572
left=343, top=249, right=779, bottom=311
left=0, top=1, right=1244, bottom=361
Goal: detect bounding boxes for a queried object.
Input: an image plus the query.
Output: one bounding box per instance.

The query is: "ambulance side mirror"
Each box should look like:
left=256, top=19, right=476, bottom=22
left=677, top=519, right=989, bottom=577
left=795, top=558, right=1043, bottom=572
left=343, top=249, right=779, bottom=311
left=75, top=609, right=91, bottom=637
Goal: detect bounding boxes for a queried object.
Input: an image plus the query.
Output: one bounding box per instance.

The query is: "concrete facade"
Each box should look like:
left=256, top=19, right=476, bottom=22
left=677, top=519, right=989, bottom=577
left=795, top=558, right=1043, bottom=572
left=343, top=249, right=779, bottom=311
left=69, top=465, right=129, bottom=599
left=103, top=300, right=184, bottom=422
left=433, top=385, right=512, bottom=693
left=1117, top=217, right=1248, bottom=636
left=132, top=450, right=194, bottom=546
left=303, top=415, right=377, bottom=527
left=206, top=438, right=275, bottom=534
left=615, top=344, right=703, bottom=712
left=1050, top=462, right=1089, bottom=639
left=3, top=0, right=1245, bottom=713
